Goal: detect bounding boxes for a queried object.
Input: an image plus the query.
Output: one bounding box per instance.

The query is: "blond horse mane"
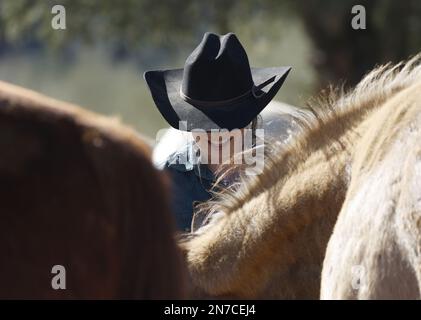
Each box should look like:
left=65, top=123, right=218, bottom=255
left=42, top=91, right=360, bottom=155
left=193, top=54, right=421, bottom=231
left=180, top=54, right=421, bottom=298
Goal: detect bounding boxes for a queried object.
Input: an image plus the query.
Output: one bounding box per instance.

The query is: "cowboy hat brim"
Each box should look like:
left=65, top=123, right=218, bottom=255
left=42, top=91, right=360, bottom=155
left=144, top=66, right=291, bottom=131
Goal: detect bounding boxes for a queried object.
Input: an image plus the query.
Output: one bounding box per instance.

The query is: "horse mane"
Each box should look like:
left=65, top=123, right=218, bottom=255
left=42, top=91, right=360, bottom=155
left=0, top=81, right=185, bottom=298
left=188, top=53, right=421, bottom=236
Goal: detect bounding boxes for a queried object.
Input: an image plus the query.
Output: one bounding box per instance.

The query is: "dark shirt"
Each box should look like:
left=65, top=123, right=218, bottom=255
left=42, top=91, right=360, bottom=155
left=165, top=162, right=216, bottom=232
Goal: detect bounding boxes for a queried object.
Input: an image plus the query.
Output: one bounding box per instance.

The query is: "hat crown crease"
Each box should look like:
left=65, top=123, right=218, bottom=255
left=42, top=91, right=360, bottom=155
left=182, top=33, right=254, bottom=102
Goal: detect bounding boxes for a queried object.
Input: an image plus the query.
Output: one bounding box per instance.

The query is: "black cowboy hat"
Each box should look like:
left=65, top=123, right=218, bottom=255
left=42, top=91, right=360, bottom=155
left=144, top=32, right=291, bottom=131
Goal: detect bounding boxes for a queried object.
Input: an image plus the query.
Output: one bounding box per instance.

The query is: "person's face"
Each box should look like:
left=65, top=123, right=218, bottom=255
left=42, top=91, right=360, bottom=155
left=191, top=128, right=245, bottom=165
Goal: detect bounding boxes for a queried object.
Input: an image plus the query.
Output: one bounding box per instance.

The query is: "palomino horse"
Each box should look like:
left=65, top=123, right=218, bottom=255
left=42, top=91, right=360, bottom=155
left=180, top=55, right=421, bottom=299
left=0, top=81, right=185, bottom=299
left=320, top=62, right=421, bottom=299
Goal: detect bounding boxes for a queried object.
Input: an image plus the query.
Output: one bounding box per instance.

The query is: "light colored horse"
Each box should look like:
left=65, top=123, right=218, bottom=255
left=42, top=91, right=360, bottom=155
left=179, top=55, right=421, bottom=299
left=320, top=63, right=421, bottom=299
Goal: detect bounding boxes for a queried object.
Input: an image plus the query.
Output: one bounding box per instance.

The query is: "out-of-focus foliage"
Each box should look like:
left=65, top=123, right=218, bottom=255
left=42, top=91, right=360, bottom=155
left=1, top=0, right=420, bottom=86
left=0, top=0, right=290, bottom=53
left=290, top=0, right=421, bottom=86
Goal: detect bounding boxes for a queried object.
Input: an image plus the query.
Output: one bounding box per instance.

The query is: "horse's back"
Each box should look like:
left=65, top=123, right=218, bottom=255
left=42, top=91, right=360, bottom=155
left=321, top=81, right=421, bottom=299
left=0, top=81, right=185, bottom=299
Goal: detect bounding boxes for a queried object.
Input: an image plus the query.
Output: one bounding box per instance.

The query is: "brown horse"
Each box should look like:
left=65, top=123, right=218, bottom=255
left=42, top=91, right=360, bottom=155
left=0, top=81, right=185, bottom=299
left=180, top=55, right=421, bottom=299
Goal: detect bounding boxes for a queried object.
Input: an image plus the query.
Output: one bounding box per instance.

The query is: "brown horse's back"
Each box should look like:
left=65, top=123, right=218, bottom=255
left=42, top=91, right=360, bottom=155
left=0, top=81, right=185, bottom=299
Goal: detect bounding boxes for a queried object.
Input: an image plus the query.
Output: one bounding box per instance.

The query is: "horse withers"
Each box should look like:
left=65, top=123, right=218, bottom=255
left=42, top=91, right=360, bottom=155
left=180, top=55, right=421, bottom=299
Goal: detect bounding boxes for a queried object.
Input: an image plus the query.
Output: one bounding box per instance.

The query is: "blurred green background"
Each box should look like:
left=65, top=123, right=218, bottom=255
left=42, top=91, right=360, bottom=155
left=0, top=0, right=420, bottom=138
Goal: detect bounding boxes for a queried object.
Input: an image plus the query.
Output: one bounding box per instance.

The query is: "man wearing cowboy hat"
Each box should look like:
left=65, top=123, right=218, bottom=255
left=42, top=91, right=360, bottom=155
left=145, top=32, right=291, bottom=232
